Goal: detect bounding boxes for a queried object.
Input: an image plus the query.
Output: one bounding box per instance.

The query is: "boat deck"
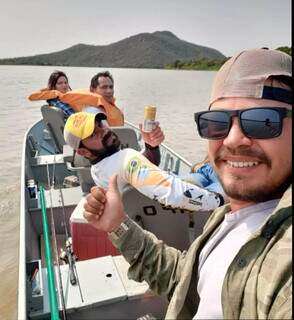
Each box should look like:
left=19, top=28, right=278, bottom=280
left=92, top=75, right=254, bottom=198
left=20, top=116, right=202, bottom=319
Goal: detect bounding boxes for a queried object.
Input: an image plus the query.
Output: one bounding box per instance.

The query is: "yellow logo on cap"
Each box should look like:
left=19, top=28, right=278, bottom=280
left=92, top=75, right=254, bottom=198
left=65, top=112, right=96, bottom=141
left=72, top=113, right=88, bottom=128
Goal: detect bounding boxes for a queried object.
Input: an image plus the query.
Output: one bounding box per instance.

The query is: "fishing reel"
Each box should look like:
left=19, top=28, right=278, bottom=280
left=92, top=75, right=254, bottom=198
left=59, top=237, right=78, bottom=264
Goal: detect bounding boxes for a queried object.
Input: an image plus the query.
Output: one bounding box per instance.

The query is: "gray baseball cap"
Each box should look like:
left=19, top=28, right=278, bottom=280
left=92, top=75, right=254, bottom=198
left=210, top=48, right=292, bottom=106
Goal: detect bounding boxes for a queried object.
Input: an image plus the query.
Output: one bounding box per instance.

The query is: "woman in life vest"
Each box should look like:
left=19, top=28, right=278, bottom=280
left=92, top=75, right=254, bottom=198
left=46, top=70, right=75, bottom=118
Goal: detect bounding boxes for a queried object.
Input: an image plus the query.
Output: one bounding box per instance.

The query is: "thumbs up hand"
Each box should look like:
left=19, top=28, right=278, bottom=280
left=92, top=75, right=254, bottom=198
left=83, top=175, right=127, bottom=232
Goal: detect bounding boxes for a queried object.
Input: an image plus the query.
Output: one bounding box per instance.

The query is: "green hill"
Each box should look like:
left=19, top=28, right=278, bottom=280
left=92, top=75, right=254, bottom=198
left=0, top=31, right=225, bottom=69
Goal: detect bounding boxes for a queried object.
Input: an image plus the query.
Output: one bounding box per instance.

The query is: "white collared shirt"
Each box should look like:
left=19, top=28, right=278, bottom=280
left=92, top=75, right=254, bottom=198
left=194, top=199, right=280, bottom=319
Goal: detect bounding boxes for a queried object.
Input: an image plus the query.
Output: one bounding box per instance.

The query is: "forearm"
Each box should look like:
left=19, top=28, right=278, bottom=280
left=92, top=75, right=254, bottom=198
left=123, top=149, right=223, bottom=212
left=142, top=143, right=161, bottom=166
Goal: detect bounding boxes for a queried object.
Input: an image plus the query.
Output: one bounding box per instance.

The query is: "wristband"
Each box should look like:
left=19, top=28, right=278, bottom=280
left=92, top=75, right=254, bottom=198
left=108, top=216, right=132, bottom=240
left=144, top=143, right=159, bottom=150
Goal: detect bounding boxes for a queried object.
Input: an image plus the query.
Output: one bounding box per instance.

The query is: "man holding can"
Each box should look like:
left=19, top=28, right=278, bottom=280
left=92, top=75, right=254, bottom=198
left=83, top=48, right=292, bottom=319
left=64, top=111, right=224, bottom=213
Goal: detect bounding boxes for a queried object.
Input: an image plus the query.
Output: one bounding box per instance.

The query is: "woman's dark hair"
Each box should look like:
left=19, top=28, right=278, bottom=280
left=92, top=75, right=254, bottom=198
left=47, top=70, right=71, bottom=90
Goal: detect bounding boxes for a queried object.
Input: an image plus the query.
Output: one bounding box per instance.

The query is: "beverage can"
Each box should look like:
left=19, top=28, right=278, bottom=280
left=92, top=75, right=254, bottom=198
left=27, top=179, right=37, bottom=198
left=143, top=105, right=157, bottom=132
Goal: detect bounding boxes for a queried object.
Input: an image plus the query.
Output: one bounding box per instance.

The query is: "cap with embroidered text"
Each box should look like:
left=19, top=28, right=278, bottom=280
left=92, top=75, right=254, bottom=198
left=64, top=111, right=107, bottom=150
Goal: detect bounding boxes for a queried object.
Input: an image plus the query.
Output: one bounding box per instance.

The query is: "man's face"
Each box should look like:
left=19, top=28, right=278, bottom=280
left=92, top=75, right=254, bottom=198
left=80, top=120, right=120, bottom=160
left=93, top=76, right=114, bottom=103
left=208, top=97, right=292, bottom=206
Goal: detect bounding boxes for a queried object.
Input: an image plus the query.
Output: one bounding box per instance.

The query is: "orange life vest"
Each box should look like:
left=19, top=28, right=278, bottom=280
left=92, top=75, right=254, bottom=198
left=28, top=88, right=124, bottom=127
left=28, top=88, right=62, bottom=101
left=60, top=89, right=124, bottom=126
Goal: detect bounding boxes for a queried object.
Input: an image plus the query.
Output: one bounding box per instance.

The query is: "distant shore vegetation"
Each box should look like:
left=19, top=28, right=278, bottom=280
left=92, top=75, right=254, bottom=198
left=165, top=46, right=291, bottom=71
left=165, top=58, right=228, bottom=71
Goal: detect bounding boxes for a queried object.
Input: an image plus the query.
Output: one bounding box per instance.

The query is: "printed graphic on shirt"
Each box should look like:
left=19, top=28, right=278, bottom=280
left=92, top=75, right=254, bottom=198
left=123, top=152, right=222, bottom=212
left=184, top=190, right=204, bottom=206
left=126, top=156, right=171, bottom=188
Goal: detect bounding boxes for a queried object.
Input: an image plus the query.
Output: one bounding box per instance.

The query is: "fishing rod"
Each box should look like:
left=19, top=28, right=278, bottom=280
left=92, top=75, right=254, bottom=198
left=46, top=161, right=67, bottom=320
left=39, top=186, right=60, bottom=320
left=58, top=188, right=84, bottom=302
left=51, top=156, right=84, bottom=302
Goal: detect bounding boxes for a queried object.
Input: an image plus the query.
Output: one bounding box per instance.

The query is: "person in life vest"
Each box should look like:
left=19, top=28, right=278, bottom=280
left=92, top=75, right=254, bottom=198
left=88, top=71, right=124, bottom=125
left=28, top=70, right=75, bottom=118
left=90, top=71, right=116, bottom=105
left=56, top=71, right=124, bottom=126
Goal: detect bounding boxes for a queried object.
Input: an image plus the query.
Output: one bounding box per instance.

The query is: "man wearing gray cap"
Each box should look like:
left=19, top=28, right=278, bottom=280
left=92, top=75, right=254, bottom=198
left=83, top=49, right=292, bottom=319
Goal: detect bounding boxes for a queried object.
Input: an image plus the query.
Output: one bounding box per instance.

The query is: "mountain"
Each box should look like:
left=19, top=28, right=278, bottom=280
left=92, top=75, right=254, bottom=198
left=0, top=31, right=225, bottom=68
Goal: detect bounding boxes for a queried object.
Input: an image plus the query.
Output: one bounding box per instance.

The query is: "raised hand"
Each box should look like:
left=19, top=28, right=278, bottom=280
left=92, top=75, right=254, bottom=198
left=83, top=175, right=127, bottom=232
left=139, top=121, right=165, bottom=147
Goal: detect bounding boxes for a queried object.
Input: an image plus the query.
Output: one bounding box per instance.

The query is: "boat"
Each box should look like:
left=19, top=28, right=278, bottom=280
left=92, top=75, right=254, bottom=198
left=18, top=105, right=211, bottom=319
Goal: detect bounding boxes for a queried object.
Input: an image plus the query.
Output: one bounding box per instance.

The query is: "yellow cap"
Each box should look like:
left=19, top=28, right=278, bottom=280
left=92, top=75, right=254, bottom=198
left=64, top=111, right=107, bottom=149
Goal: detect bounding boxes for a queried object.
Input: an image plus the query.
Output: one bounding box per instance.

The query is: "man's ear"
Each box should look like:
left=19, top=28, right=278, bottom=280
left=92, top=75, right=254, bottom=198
left=76, top=147, right=92, bottom=158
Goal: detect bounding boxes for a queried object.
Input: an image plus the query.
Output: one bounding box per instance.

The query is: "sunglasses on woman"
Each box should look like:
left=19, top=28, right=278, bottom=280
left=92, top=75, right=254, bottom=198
left=194, top=107, right=292, bottom=140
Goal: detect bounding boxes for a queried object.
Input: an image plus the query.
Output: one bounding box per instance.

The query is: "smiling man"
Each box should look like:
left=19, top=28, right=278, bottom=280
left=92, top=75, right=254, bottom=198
left=83, top=49, right=292, bottom=319
left=195, top=51, right=292, bottom=211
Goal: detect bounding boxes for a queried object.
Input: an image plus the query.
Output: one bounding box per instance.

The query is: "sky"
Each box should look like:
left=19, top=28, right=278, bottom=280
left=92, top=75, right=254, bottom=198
left=0, top=0, right=291, bottom=59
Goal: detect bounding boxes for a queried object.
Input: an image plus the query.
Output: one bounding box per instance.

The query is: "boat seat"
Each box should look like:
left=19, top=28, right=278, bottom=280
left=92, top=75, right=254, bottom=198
left=121, top=186, right=211, bottom=250
left=111, top=126, right=141, bottom=151
left=68, top=126, right=142, bottom=194
left=41, top=104, right=66, bottom=153
left=73, top=154, right=93, bottom=194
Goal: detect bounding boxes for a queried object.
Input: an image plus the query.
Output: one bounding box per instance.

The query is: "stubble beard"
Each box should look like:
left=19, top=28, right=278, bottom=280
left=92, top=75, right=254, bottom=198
left=88, top=131, right=121, bottom=161
left=219, top=172, right=291, bottom=203
left=213, top=146, right=292, bottom=203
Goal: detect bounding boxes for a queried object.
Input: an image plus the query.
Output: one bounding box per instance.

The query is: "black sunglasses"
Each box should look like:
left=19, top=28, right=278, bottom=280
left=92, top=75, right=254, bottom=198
left=194, top=107, right=292, bottom=140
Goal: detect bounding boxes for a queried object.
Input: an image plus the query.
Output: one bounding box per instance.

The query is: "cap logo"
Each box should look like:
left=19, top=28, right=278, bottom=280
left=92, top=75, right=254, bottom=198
left=73, top=113, right=88, bottom=128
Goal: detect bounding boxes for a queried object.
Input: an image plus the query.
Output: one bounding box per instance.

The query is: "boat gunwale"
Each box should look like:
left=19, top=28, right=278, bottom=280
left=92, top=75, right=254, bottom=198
left=18, top=124, right=32, bottom=319
left=124, top=120, right=192, bottom=168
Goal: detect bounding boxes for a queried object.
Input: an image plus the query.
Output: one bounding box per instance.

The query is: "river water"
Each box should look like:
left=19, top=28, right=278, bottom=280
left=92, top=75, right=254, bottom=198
left=0, top=65, right=215, bottom=319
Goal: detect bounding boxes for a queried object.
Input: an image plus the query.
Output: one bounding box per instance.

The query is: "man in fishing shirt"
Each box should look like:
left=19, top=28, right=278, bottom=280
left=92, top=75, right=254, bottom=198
left=63, top=111, right=224, bottom=212
left=83, top=48, right=292, bottom=319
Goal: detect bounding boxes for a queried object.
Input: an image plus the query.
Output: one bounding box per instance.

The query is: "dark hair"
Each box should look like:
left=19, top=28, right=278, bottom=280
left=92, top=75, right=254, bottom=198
left=90, top=71, right=114, bottom=90
left=47, top=70, right=71, bottom=90
left=269, top=75, right=292, bottom=91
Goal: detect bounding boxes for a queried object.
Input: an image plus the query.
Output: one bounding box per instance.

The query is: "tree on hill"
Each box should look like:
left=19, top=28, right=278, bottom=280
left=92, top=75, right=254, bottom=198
left=165, top=46, right=291, bottom=71
left=276, top=46, right=291, bottom=56
left=165, top=57, right=228, bottom=71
